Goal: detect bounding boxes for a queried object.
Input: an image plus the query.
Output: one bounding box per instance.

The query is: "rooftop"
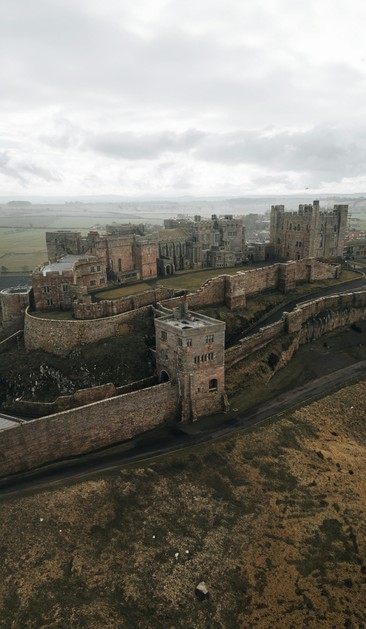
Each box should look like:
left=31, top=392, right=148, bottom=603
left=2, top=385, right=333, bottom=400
left=41, top=254, right=96, bottom=276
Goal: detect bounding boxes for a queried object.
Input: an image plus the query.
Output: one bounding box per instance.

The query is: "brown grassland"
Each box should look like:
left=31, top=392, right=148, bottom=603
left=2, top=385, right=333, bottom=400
left=0, top=353, right=366, bottom=627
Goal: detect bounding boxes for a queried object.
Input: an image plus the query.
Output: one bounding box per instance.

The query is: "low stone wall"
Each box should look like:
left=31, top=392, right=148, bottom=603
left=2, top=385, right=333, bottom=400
left=0, top=329, right=23, bottom=354
left=225, top=320, right=284, bottom=368
left=0, top=381, right=178, bottom=478
left=24, top=305, right=151, bottom=356
left=74, top=287, right=175, bottom=319
left=7, top=382, right=119, bottom=417
left=225, top=290, right=366, bottom=370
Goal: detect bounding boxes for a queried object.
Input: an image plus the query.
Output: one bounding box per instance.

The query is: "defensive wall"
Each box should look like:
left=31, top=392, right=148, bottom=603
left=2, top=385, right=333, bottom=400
left=225, top=290, right=366, bottom=370
left=24, top=258, right=339, bottom=356
left=74, top=286, right=176, bottom=319
left=2, top=290, right=366, bottom=478
left=24, top=305, right=151, bottom=356
left=0, top=381, right=178, bottom=478
left=7, top=376, right=158, bottom=418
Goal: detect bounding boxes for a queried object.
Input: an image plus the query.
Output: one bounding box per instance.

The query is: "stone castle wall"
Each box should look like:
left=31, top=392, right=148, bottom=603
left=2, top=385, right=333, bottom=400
left=225, top=290, right=366, bottom=369
left=23, top=259, right=339, bottom=356
left=3, top=290, right=366, bottom=479
left=0, top=381, right=178, bottom=478
left=74, top=287, right=175, bottom=319
left=24, top=305, right=151, bottom=356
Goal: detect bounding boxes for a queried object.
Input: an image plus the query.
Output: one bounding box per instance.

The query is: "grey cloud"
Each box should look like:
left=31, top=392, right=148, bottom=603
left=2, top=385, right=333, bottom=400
left=194, top=126, right=366, bottom=180
left=85, top=129, right=206, bottom=159
left=84, top=124, right=366, bottom=185
left=0, top=151, right=61, bottom=185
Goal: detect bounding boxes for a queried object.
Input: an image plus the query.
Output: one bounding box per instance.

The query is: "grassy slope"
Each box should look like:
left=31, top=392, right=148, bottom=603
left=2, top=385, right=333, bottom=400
left=0, top=378, right=365, bottom=628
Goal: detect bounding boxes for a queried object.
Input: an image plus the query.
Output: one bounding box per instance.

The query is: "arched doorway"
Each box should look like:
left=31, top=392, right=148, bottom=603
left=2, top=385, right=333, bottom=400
left=160, top=370, right=170, bottom=382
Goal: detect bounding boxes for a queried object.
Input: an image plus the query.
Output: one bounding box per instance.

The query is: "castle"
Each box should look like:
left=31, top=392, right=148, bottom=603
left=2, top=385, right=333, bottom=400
left=270, top=200, right=348, bottom=260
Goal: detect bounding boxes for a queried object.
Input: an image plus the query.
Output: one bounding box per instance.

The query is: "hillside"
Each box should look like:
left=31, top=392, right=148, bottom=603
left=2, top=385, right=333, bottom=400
left=0, top=377, right=365, bottom=628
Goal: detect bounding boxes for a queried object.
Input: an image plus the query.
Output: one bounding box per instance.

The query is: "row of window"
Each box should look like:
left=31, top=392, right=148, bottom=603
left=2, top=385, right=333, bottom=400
left=194, top=353, right=215, bottom=363
left=161, top=350, right=216, bottom=363
left=89, top=278, right=105, bottom=286
left=90, top=265, right=102, bottom=272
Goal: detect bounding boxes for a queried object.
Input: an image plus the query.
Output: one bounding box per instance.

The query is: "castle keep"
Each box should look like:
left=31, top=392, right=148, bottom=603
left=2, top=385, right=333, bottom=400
left=270, top=200, right=348, bottom=260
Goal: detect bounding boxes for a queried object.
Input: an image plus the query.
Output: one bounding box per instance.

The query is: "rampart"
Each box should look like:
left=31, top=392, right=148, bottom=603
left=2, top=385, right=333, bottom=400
left=8, top=376, right=158, bottom=417
left=24, top=305, right=151, bottom=356
left=3, top=290, right=366, bottom=479
left=24, top=259, right=339, bottom=356
left=225, top=290, right=366, bottom=370
left=74, top=286, right=176, bottom=319
left=0, top=381, right=178, bottom=478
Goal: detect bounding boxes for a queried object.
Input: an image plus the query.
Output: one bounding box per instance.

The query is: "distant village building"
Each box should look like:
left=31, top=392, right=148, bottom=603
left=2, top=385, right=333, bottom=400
left=270, top=200, right=348, bottom=260
left=154, top=297, right=227, bottom=421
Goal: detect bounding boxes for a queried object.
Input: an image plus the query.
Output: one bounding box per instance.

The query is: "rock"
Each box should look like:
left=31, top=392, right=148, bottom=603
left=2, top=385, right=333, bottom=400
left=195, top=581, right=209, bottom=600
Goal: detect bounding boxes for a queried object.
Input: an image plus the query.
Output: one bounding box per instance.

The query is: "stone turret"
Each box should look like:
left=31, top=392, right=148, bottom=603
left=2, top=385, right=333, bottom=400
left=154, top=296, right=227, bottom=422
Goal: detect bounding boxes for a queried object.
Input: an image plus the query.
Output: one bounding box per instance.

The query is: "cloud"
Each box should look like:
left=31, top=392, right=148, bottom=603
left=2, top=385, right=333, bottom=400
left=84, top=129, right=206, bottom=159
left=1, top=0, right=366, bottom=196
left=0, top=152, right=61, bottom=186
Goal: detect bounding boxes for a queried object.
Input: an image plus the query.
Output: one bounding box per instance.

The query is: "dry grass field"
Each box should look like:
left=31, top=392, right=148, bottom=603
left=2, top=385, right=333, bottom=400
left=0, top=379, right=365, bottom=628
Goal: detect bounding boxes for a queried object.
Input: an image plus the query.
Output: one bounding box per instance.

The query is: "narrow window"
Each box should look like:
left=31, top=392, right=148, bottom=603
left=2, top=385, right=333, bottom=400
left=118, top=258, right=122, bottom=272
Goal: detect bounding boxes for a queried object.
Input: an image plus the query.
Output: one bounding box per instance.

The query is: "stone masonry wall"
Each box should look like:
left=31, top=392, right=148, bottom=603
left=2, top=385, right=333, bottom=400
left=24, top=305, right=151, bottom=356
left=225, top=291, right=366, bottom=369
left=24, top=259, right=339, bottom=355
left=0, top=382, right=178, bottom=478
left=74, top=287, right=175, bottom=319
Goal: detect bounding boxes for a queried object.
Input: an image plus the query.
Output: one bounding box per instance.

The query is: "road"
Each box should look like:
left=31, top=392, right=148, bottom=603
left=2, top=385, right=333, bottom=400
left=0, top=359, right=365, bottom=498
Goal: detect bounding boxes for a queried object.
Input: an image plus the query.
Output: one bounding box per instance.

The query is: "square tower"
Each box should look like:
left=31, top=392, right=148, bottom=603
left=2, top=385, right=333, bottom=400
left=155, top=298, right=227, bottom=422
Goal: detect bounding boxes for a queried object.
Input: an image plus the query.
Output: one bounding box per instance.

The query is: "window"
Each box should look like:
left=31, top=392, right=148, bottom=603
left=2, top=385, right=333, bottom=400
left=46, top=298, right=53, bottom=306
left=97, top=265, right=101, bottom=271
left=90, top=279, right=96, bottom=286
left=186, top=338, right=192, bottom=347
left=194, top=353, right=214, bottom=364
left=206, top=335, right=214, bottom=343
left=62, top=284, right=69, bottom=292
left=209, top=378, right=218, bottom=391
left=178, top=338, right=183, bottom=346
left=90, top=266, right=95, bottom=272
left=42, top=286, right=51, bottom=293
left=161, top=331, right=167, bottom=340
left=161, top=349, right=168, bottom=360
left=118, top=258, right=122, bottom=272
left=100, top=278, right=105, bottom=284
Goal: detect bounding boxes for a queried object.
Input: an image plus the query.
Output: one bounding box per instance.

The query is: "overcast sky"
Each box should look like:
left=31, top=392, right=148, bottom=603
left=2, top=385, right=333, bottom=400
left=1, top=0, right=366, bottom=198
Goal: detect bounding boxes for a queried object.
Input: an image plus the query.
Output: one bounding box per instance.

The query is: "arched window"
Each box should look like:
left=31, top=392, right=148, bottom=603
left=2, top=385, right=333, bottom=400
left=209, top=378, right=218, bottom=391
left=118, top=258, right=122, bottom=272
